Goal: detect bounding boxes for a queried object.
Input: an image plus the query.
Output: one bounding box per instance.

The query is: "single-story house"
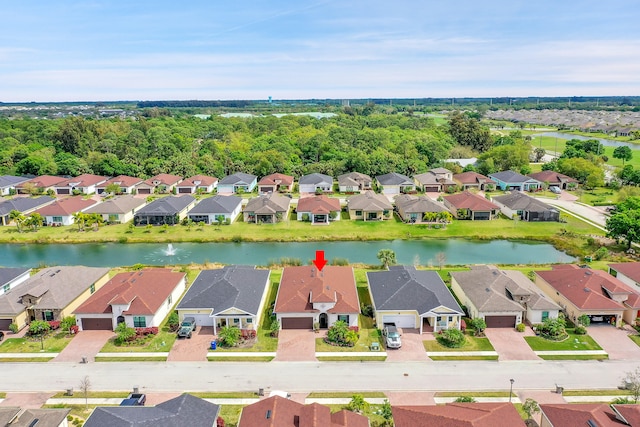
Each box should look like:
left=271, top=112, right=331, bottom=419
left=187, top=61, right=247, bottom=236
left=238, top=395, right=370, bottom=427
left=243, top=193, right=291, bottom=224
left=489, top=171, right=541, bottom=192
left=413, top=168, right=457, bottom=192
left=451, top=265, right=560, bottom=327
left=394, top=194, right=447, bottom=224
left=337, top=172, right=372, bottom=193
left=135, top=173, right=183, bottom=195
left=534, top=264, right=640, bottom=327
left=176, top=174, right=218, bottom=194
left=74, top=269, right=186, bottom=331
left=296, top=195, right=341, bottom=224
left=609, top=262, right=640, bottom=288
left=0, top=267, right=31, bottom=296
left=0, top=196, right=55, bottom=226
left=376, top=172, right=415, bottom=195
left=367, top=266, right=463, bottom=333
left=187, top=194, right=243, bottom=224
left=393, top=403, right=526, bottom=427
left=0, top=407, right=70, bottom=427
left=84, top=394, right=221, bottom=427
left=95, top=175, right=143, bottom=195
left=453, top=171, right=496, bottom=191
left=0, top=175, right=29, bottom=196
left=0, top=266, right=109, bottom=331
left=346, top=190, right=393, bottom=221
left=528, top=171, right=579, bottom=190
left=176, top=265, right=270, bottom=334
left=274, top=266, right=360, bottom=330
left=15, top=175, right=67, bottom=195
left=54, top=174, right=108, bottom=195
left=257, top=173, right=294, bottom=193
left=83, top=195, right=146, bottom=224
left=299, top=173, right=333, bottom=193
left=539, top=403, right=640, bottom=427
left=217, top=172, right=257, bottom=194
left=492, top=191, right=560, bottom=222
left=442, top=191, right=500, bottom=220
left=133, top=195, right=196, bottom=226
left=35, top=196, right=100, bottom=226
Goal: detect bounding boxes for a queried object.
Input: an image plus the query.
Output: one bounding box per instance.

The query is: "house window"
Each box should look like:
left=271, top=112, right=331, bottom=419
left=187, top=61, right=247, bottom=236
left=133, top=316, right=146, bottom=327
left=167, top=295, right=172, bottom=307
left=52, top=216, right=63, bottom=223
left=2, top=284, right=9, bottom=294
left=448, top=316, right=453, bottom=322
left=233, top=318, right=240, bottom=324
left=338, top=315, right=349, bottom=323
left=541, top=311, right=549, bottom=321
left=246, top=318, right=253, bottom=324
left=42, top=311, right=54, bottom=321
left=355, top=210, right=362, bottom=216
left=436, top=316, right=441, bottom=321
left=90, top=284, right=96, bottom=294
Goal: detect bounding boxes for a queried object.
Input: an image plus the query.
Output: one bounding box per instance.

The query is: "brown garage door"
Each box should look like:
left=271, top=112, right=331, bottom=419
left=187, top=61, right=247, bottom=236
left=485, top=315, right=516, bottom=328
left=81, top=318, right=113, bottom=330
left=0, top=319, right=12, bottom=330
left=137, top=188, right=151, bottom=194
left=281, top=317, right=313, bottom=330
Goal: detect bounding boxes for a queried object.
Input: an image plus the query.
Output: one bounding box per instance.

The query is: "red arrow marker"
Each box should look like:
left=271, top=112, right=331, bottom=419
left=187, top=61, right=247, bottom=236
left=313, top=250, right=327, bottom=271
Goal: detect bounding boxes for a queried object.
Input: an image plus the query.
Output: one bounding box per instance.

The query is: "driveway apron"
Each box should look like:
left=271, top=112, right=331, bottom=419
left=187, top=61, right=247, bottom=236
left=385, top=329, right=429, bottom=362
left=483, top=328, right=540, bottom=361
left=275, top=330, right=316, bottom=361
left=588, top=325, right=640, bottom=360
left=0, top=392, right=53, bottom=408
left=53, top=330, right=114, bottom=363
left=168, top=327, right=214, bottom=361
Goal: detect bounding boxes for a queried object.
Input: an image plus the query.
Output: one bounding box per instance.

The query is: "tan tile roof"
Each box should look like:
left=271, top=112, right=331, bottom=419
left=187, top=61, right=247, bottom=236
left=275, top=266, right=360, bottom=314
left=443, top=191, right=499, bottom=211
left=453, top=172, right=495, bottom=186
left=35, top=196, right=99, bottom=216
left=393, top=403, right=526, bottom=427
left=297, top=195, right=341, bottom=214
left=528, top=170, right=578, bottom=184
left=245, top=194, right=291, bottom=214
left=258, top=173, right=294, bottom=186
left=347, top=190, right=392, bottom=211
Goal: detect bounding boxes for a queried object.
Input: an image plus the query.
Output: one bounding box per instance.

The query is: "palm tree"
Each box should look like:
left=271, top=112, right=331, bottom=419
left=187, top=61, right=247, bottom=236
left=72, top=212, right=86, bottom=231
left=26, top=213, right=43, bottom=231
left=9, top=210, right=25, bottom=232
left=377, top=249, right=397, bottom=269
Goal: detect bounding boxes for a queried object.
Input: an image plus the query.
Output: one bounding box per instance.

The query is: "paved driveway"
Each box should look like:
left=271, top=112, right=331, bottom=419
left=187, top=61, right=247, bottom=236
left=588, top=325, right=640, bottom=360
left=275, top=330, right=316, bottom=361
left=53, top=330, right=114, bottom=363
left=484, top=328, right=540, bottom=361
left=0, top=392, right=53, bottom=408
left=386, top=329, right=429, bottom=362
left=168, top=327, right=214, bottom=361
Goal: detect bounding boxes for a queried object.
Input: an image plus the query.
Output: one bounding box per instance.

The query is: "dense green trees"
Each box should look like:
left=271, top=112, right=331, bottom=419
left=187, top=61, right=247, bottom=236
left=606, top=197, right=640, bottom=249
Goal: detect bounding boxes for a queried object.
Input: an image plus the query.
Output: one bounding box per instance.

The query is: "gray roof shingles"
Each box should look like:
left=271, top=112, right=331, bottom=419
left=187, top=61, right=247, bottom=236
left=376, top=172, right=413, bottom=185
left=299, top=173, right=333, bottom=185
left=219, top=173, right=257, bottom=185
left=493, top=192, right=557, bottom=213
left=0, top=196, right=55, bottom=216
left=188, top=195, right=242, bottom=214
left=135, top=195, right=195, bottom=215
left=490, top=170, right=539, bottom=184
left=0, top=267, right=30, bottom=287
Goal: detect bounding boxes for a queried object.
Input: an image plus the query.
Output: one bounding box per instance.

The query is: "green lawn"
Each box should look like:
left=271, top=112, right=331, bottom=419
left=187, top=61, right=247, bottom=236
left=219, top=405, right=244, bottom=426
left=0, top=332, right=74, bottom=353
left=326, top=404, right=389, bottom=426
left=315, top=315, right=381, bottom=353
left=539, top=354, right=608, bottom=360
left=435, top=391, right=514, bottom=397
left=629, top=335, right=640, bottom=347
left=207, top=356, right=274, bottom=362
left=429, top=355, right=498, bottom=361
left=524, top=330, right=602, bottom=351
left=307, top=391, right=387, bottom=398
left=100, top=329, right=175, bottom=353
left=423, top=335, right=496, bottom=353
left=0, top=357, right=55, bottom=362
left=577, top=188, right=621, bottom=206
left=95, top=356, right=168, bottom=362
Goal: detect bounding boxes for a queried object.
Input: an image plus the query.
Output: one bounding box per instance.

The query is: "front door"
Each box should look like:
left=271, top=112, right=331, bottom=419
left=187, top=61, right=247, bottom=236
left=319, top=313, right=328, bottom=329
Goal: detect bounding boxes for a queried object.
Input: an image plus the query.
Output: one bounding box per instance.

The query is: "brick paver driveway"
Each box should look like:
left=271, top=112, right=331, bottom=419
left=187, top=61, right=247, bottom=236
left=0, top=392, right=53, bottom=408
left=588, top=325, right=640, bottom=360
left=385, top=329, right=429, bottom=362
left=484, top=328, right=539, bottom=361
left=168, top=327, right=214, bottom=361
left=53, top=330, right=114, bottom=363
left=275, top=330, right=316, bottom=361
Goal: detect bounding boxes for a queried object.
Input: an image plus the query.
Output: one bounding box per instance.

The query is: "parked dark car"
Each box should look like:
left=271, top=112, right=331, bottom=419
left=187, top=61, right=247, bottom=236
left=120, top=393, right=146, bottom=406
left=177, top=317, right=197, bottom=339
left=0, top=331, right=4, bottom=341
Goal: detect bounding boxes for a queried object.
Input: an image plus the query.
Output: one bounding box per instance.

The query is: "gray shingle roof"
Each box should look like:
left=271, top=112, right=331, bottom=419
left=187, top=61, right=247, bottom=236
left=376, top=172, right=413, bottom=185
left=299, top=173, right=333, bottom=185
left=84, top=394, right=220, bottom=427
left=9, top=408, right=71, bottom=427
left=135, top=195, right=195, bottom=215
left=490, top=170, right=539, bottom=184
left=493, top=192, right=557, bottom=213
left=0, top=196, right=55, bottom=216
left=337, top=172, right=371, bottom=186
left=367, top=266, right=462, bottom=315
left=188, top=195, right=242, bottom=214
left=244, top=194, right=290, bottom=214
left=84, top=195, right=146, bottom=215
left=394, top=194, right=447, bottom=214
left=0, top=175, right=30, bottom=188
left=219, top=172, right=257, bottom=185
left=347, top=191, right=392, bottom=211
left=177, top=266, right=269, bottom=315
left=0, top=267, right=30, bottom=288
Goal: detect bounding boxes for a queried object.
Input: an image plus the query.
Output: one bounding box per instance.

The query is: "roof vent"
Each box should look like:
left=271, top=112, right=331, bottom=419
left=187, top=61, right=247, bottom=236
left=587, top=420, right=598, bottom=427
left=584, top=287, right=590, bottom=292
left=29, top=420, right=40, bottom=427
left=266, top=410, right=271, bottom=419
left=585, top=271, right=592, bottom=275
left=485, top=288, right=490, bottom=292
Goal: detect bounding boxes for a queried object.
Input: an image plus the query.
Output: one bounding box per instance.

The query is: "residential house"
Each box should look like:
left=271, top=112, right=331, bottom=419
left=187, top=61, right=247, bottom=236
left=299, top=173, right=333, bottom=193
left=442, top=191, right=500, bottom=220
left=0, top=266, right=109, bottom=330
left=346, top=190, right=393, bottom=221
left=0, top=407, right=71, bottom=427
left=257, top=173, right=294, bottom=193
left=609, top=262, right=640, bottom=288
left=528, top=170, right=579, bottom=190
left=95, top=175, right=143, bottom=195
left=135, top=173, right=183, bottom=195
left=453, top=171, right=496, bottom=191
left=367, top=266, right=463, bottom=333
left=54, top=174, right=108, bottom=195
left=176, top=174, right=218, bottom=194
left=394, top=194, right=447, bottom=224
left=83, top=195, right=146, bottom=224
left=492, top=191, right=560, bottom=222
left=238, top=395, right=370, bottom=427
left=243, top=193, right=291, bottom=224
left=392, top=403, right=526, bottom=427
left=337, top=172, right=372, bottom=193
left=217, top=172, right=257, bottom=194
left=0, top=268, right=31, bottom=298
left=296, top=195, right=341, bottom=224
left=176, top=265, right=270, bottom=334
left=0, top=175, right=29, bottom=196
left=489, top=170, right=541, bottom=191
left=413, top=168, right=457, bottom=192
left=376, top=172, right=415, bottom=195
left=15, top=175, right=67, bottom=195
left=539, top=403, right=640, bottom=427
left=133, top=195, right=196, bottom=226
left=534, top=265, right=640, bottom=327
left=187, top=195, right=243, bottom=224
left=0, top=196, right=55, bottom=226
left=274, top=266, right=359, bottom=330
left=74, top=269, right=186, bottom=331
left=35, top=196, right=100, bottom=226
left=84, top=394, right=221, bottom=427
left=451, top=265, right=560, bottom=327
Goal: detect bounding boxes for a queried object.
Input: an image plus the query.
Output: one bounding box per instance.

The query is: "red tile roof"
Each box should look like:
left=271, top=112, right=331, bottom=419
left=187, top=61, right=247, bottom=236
left=393, top=403, right=526, bottom=427
left=35, top=197, right=98, bottom=216
left=540, top=403, right=628, bottom=427
left=443, top=191, right=499, bottom=211
left=57, top=174, right=108, bottom=187
left=528, top=170, right=579, bottom=184
left=258, top=173, right=294, bottom=186
left=96, top=175, right=143, bottom=188
left=297, top=195, right=341, bottom=214
left=179, top=175, right=218, bottom=186
left=17, top=175, right=67, bottom=188
left=143, top=173, right=183, bottom=186
left=453, top=172, right=496, bottom=185
left=275, top=266, right=360, bottom=314
left=74, top=269, right=185, bottom=315
left=609, top=262, right=640, bottom=284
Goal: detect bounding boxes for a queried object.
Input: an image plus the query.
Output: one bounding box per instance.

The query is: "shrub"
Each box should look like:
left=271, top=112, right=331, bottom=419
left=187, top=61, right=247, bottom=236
left=326, top=320, right=358, bottom=347
left=469, top=318, right=486, bottom=336
left=135, top=327, right=159, bottom=336
left=270, top=319, right=280, bottom=337
left=594, top=247, right=608, bottom=260
left=360, top=303, right=374, bottom=317
left=47, top=320, right=61, bottom=330
left=218, top=326, right=241, bottom=347
left=114, top=322, right=136, bottom=345
left=28, top=320, right=51, bottom=336
left=168, top=312, right=179, bottom=331
left=347, top=394, right=369, bottom=413
left=9, top=323, right=19, bottom=334
left=516, top=323, right=526, bottom=332
left=574, top=325, right=587, bottom=335
left=454, top=396, right=476, bottom=403
left=70, top=325, right=79, bottom=335
left=436, top=328, right=466, bottom=348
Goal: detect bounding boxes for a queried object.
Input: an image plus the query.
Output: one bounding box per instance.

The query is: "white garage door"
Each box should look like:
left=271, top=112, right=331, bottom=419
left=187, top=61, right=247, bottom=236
left=382, top=315, right=415, bottom=328
left=185, top=314, right=214, bottom=327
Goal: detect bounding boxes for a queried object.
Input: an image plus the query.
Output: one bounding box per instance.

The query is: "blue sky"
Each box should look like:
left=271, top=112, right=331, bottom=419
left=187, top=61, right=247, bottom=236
left=1, top=1, right=639, bottom=102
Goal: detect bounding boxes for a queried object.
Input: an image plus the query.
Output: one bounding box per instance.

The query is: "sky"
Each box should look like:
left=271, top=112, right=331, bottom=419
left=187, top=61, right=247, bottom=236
left=1, top=0, right=639, bottom=102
